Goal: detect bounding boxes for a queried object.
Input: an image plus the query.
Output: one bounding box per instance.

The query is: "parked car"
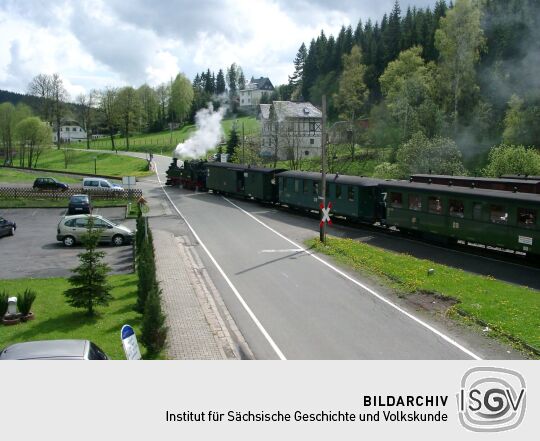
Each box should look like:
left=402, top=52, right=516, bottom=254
left=57, top=214, right=134, bottom=247
left=0, top=340, right=109, bottom=360
left=0, top=216, right=16, bottom=237
left=67, top=194, right=92, bottom=215
left=82, top=177, right=124, bottom=191
left=33, top=177, right=69, bottom=191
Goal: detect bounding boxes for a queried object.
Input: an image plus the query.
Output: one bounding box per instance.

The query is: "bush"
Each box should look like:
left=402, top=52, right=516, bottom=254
left=140, top=285, right=167, bottom=358
left=135, top=240, right=157, bottom=313
left=0, top=291, right=8, bottom=317
left=18, top=289, right=37, bottom=316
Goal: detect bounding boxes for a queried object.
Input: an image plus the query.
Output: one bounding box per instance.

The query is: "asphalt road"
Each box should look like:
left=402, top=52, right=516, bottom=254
left=0, top=207, right=135, bottom=279
left=144, top=156, right=526, bottom=360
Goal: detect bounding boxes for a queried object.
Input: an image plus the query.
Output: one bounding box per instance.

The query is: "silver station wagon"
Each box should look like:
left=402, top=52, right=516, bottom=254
left=57, top=214, right=134, bottom=247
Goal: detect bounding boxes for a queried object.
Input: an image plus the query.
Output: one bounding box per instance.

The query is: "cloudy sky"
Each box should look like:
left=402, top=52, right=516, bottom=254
left=0, top=0, right=437, bottom=98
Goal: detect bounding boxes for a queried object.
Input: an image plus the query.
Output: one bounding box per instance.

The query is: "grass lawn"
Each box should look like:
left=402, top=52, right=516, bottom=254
left=0, top=274, right=141, bottom=359
left=29, top=148, right=152, bottom=178
left=307, top=236, right=540, bottom=354
left=0, top=168, right=81, bottom=184
left=67, top=116, right=259, bottom=155
left=0, top=198, right=131, bottom=209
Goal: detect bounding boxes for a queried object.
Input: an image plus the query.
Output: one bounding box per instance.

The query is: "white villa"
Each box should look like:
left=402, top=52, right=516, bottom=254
left=239, top=77, right=274, bottom=108
left=259, top=101, right=322, bottom=160
left=52, top=120, right=87, bottom=143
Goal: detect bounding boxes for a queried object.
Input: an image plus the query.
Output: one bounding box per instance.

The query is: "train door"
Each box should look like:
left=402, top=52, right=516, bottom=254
left=236, top=171, right=245, bottom=193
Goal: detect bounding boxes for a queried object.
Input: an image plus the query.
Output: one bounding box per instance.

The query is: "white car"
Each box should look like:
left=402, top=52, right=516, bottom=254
left=82, top=177, right=124, bottom=191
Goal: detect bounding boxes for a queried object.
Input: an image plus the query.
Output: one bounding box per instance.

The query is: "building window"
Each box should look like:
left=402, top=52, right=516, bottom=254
left=309, top=121, right=316, bottom=132
left=428, top=196, right=443, bottom=214
left=408, top=194, right=422, bottom=211
left=518, top=208, right=536, bottom=226
left=310, top=138, right=314, bottom=145
left=449, top=199, right=465, bottom=218
left=490, top=205, right=508, bottom=224
left=389, top=192, right=402, bottom=208
left=348, top=186, right=354, bottom=201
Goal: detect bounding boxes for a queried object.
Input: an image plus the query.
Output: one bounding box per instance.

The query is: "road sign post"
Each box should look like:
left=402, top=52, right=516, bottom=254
left=121, top=324, right=142, bottom=360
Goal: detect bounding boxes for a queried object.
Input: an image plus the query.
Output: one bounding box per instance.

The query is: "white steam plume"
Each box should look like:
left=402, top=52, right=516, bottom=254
left=174, top=104, right=225, bottom=159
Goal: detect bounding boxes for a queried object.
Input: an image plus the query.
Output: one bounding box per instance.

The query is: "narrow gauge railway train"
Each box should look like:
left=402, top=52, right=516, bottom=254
left=409, top=174, right=540, bottom=194
left=166, top=159, right=540, bottom=256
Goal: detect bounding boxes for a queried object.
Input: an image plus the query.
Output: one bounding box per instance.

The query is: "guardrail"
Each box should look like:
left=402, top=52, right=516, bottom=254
left=0, top=187, right=143, bottom=200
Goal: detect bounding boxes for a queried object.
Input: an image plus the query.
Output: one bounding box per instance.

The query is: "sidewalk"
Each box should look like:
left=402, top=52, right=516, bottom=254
left=152, top=228, right=248, bottom=360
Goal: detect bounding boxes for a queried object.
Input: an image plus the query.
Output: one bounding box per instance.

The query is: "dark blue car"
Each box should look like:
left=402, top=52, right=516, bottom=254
left=0, top=216, right=16, bottom=238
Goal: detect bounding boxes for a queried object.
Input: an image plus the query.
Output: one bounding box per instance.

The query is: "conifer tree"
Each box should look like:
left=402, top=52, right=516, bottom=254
left=216, top=69, right=226, bottom=95
left=64, top=218, right=112, bottom=316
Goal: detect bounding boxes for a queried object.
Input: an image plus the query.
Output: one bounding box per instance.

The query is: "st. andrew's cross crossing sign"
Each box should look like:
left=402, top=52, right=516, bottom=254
left=320, top=201, right=332, bottom=227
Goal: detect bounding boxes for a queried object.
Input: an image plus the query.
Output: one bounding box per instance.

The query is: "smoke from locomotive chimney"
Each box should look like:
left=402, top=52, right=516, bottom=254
left=174, top=104, right=225, bottom=159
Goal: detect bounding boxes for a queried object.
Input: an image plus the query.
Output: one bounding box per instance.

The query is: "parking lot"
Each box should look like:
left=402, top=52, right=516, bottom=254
left=0, top=207, right=135, bottom=279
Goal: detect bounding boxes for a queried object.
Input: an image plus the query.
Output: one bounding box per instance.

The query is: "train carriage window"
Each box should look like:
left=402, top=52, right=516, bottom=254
left=449, top=199, right=465, bottom=218
left=294, top=179, right=301, bottom=193
left=313, top=182, right=319, bottom=196
left=389, top=192, right=402, bottom=208
left=348, top=186, right=354, bottom=201
left=303, top=180, right=309, bottom=193
left=408, top=194, right=422, bottom=211
left=518, top=208, right=537, bottom=226
left=490, top=205, right=508, bottom=224
left=336, top=185, right=342, bottom=199
left=428, top=196, right=443, bottom=214
left=473, top=203, right=482, bottom=220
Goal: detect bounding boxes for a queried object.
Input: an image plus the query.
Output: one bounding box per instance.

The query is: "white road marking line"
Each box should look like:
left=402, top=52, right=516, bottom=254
left=153, top=163, right=287, bottom=360
left=222, top=196, right=482, bottom=361
left=260, top=249, right=304, bottom=253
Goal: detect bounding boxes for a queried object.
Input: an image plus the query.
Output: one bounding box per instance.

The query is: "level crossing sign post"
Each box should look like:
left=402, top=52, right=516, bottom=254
left=319, top=94, right=328, bottom=243
left=320, top=202, right=333, bottom=229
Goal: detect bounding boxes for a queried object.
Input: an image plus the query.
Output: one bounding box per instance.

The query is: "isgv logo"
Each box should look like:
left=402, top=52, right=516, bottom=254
left=457, top=367, right=526, bottom=432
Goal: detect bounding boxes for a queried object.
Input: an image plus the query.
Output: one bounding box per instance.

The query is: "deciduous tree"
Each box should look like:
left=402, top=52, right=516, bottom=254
left=14, top=116, right=51, bottom=168
left=396, top=131, right=467, bottom=176
left=334, top=45, right=369, bottom=121
left=435, top=0, right=485, bottom=127
left=483, top=144, right=540, bottom=177
left=170, top=73, right=194, bottom=126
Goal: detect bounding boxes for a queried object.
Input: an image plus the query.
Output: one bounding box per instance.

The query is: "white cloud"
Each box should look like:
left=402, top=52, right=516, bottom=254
left=0, top=0, right=439, bottom=95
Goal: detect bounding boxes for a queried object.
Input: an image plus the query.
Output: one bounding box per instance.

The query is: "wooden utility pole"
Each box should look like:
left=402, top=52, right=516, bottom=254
left=319, top=95, right=327, bottom=243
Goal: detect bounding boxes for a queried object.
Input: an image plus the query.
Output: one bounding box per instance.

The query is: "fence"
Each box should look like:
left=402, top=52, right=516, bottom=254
left=0, top=187, right=142, bottom=200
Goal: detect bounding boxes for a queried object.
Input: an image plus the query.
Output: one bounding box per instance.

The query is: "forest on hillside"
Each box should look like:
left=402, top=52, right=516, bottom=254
left=283, top=0, right=540, bottom=176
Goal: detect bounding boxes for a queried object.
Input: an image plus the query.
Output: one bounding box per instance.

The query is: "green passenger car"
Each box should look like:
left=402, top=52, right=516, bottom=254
left=381, top=181, right=540, bottom=254
left=277, top=171, right=383, bottom=222
left=206, top=163, right=285, bottom=201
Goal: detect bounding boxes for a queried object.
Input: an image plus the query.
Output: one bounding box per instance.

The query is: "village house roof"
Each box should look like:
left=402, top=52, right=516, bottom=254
left=246, top=77, right=274, bottom=91
left=272, top=101, right=322, bottom=119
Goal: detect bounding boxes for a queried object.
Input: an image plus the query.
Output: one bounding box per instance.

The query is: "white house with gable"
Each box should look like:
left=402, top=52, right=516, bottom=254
left=239, top=77, right=274, bottom=109
left=52, top=119, right=87, bottom=143
left=259, top=101, right=322, bottom=160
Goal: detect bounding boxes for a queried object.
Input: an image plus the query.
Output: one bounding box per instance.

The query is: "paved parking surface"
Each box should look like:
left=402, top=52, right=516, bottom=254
left=0, top=207, right=135, bottom=279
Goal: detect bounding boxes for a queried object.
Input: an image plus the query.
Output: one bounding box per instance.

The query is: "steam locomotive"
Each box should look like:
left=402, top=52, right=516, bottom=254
left=166, top=158, right=540, bottom=256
